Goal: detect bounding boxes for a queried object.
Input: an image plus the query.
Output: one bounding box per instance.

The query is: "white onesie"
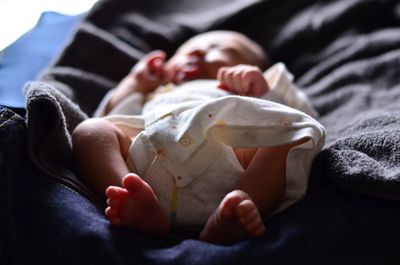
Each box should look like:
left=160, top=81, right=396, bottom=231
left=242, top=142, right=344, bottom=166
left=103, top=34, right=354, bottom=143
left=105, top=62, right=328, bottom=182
left=95, top=63, right=326, bottom=229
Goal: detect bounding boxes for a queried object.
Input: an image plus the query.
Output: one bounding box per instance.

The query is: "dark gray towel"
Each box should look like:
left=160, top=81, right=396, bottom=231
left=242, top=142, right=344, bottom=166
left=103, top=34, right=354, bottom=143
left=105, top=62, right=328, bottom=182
left=24, top=0, right=400, bottom=204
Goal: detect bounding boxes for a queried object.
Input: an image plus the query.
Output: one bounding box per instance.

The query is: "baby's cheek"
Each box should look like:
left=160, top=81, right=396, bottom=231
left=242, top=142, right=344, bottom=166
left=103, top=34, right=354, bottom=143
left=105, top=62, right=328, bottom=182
left=206, top=63, right=229, bottom=80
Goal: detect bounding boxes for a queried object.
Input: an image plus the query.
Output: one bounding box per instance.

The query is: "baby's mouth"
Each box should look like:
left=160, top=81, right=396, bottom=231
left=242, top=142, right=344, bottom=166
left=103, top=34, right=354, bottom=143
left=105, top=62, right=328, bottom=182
left=174, top=64, right=203, bottom=84
left=173, top=56, right=204, bottom=84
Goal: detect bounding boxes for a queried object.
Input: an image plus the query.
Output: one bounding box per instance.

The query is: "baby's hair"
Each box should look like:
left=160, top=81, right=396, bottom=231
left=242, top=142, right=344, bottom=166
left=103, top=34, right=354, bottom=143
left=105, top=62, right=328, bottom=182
left=204, top=30, right=268, bottom=70
left=230, top=31, right=269, bottom=70
left=178, top=30, right=269, bottom=71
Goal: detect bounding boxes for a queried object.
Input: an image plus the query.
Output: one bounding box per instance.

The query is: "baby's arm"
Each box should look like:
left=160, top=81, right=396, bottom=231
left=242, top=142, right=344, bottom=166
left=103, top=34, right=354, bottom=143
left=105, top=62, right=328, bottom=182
left=217, top=65, right=270, bottom=97
left=105, top=50, right=169, bottom=114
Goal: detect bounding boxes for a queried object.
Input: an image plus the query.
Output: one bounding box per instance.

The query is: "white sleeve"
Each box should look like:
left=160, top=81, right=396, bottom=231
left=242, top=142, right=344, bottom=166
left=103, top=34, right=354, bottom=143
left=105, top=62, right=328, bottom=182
left=262, top=63, right=318, bottom=118
left=93, top=90, right=144, bottom=117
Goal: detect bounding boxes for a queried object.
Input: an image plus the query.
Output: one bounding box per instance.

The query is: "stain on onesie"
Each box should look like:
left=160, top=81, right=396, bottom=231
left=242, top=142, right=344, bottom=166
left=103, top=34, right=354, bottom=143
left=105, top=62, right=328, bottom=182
left=244, top=130, right=258, bottom=143
left=278, top=118, right=291, bottom=126
left=156, top=148, right=167, bottom=157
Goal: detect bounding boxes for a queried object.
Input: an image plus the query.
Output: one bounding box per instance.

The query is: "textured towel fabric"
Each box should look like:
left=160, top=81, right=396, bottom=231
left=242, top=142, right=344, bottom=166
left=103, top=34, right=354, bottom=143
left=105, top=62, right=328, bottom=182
left=14, top=0, right=400, bottom=264
left=24, top=0, right=400, bottom=202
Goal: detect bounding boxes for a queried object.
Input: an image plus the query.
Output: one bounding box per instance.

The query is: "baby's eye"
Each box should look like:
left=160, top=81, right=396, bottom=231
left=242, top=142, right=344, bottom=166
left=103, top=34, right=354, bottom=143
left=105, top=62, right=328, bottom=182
left=211, top=45, right=237, bottom=54
left=208, top=44, right=219, bottom=49
left=187, top=50, right=204, bottom=58
left=220, top=46, right=237, bottom=53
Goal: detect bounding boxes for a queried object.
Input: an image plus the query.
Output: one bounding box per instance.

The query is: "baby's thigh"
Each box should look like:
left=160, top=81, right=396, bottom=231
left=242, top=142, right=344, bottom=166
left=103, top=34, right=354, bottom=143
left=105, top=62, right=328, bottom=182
left=233, top=138, right=309, bottom=169
left=233, top=147, right=258, bottom=169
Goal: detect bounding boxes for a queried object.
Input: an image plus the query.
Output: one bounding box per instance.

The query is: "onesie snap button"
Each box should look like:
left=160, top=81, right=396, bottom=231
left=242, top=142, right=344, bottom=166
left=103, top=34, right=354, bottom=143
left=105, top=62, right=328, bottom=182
left=179, top=134, right=194, bottom=146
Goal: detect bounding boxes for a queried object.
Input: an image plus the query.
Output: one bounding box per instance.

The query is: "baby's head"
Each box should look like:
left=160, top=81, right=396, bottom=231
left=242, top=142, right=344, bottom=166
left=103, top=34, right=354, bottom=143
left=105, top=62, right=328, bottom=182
left=166, top=30, right=268, bottom=84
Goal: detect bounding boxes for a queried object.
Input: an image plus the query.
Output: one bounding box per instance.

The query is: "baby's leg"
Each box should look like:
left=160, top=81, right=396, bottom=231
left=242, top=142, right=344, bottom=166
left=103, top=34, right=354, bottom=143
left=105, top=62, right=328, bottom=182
left=200, top=141, right=303, bottom=244
left=72, top=118, right=169, bottom=235
left=72, top=118, right=133, bottom=195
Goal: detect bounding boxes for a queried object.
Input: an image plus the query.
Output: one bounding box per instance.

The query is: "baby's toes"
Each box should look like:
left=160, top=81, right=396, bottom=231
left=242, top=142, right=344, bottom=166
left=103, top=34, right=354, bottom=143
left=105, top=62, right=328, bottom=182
left=122, top=173, right=146, bottom=193
left=220, top=190, right=251, bottom=219
left=105, top=207, right=121, bottom=226
left=106, top=186, right=124, bottom=199
left=244, top=221, right=265, bottom=237
left=238, top=206, right=259, bottom=225
left=107, top=197, right=121, bottom=208
left=244, top=215, right=264, bottom=233
left=235, top=199, right=255, bottom=219
left=105, top=206, right=117, bottom=218
left=235, top=200, right=265, bottom=237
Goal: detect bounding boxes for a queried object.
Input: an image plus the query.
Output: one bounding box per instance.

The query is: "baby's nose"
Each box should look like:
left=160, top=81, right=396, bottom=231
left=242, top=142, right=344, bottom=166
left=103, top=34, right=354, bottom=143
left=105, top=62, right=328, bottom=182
left=204, top=49, right=226, bottom=64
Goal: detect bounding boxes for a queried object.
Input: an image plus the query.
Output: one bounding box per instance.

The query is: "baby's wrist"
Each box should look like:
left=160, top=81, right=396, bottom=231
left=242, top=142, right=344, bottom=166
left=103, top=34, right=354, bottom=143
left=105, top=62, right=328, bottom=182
left=122, top=76, right=151, bottom=95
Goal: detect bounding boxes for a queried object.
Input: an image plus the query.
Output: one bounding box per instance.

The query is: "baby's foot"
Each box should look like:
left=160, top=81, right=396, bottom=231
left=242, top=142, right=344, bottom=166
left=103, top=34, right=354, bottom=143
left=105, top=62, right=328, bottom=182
left=199, top=190, right=266, bottom=245
left=105, top=173, right=170, bottom=236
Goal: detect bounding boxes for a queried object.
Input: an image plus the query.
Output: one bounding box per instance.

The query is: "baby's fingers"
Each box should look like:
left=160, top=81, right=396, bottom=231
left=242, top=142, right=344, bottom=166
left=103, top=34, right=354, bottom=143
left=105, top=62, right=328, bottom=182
left=244, top=70, right=270, bottom=97
left=221, top=66, right=253, bottom=95
left=217, top=67, right=236, bottom=93
left=146, top=50, right=167, bottom=75
left=237, top=67, right=270, bottom=96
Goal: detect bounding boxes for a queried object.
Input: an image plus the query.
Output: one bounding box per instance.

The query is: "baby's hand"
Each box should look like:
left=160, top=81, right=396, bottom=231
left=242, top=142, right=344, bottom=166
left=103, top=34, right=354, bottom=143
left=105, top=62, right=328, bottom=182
left=131, top=50, right=169, bottom=94
left=217, top=65, right=270, bottom=97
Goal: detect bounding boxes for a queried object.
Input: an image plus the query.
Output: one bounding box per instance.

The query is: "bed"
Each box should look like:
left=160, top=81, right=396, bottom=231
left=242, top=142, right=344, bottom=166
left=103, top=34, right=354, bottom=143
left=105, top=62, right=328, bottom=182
left=2, top=0, right=400, bottom=264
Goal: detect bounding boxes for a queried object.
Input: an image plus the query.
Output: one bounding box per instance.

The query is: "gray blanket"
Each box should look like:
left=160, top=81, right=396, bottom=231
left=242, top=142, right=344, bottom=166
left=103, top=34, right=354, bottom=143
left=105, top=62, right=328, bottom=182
left=24, top=0, right=400, bottom=207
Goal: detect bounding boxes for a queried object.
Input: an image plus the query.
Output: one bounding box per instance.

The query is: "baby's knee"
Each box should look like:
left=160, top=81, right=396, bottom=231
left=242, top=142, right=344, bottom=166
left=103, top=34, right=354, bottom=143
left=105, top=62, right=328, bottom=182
left=72, top=118, right=113, bottom=144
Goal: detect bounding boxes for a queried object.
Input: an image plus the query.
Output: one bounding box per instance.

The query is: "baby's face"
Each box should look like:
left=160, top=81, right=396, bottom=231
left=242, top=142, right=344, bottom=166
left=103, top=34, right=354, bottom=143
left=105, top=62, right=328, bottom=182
left=166, top=31, right=265, bottom=84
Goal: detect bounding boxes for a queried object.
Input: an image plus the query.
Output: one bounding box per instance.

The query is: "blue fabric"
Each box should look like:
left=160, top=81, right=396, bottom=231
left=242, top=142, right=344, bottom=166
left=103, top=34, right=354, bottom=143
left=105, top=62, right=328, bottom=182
left=0, top=12, right=82, bottom=108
